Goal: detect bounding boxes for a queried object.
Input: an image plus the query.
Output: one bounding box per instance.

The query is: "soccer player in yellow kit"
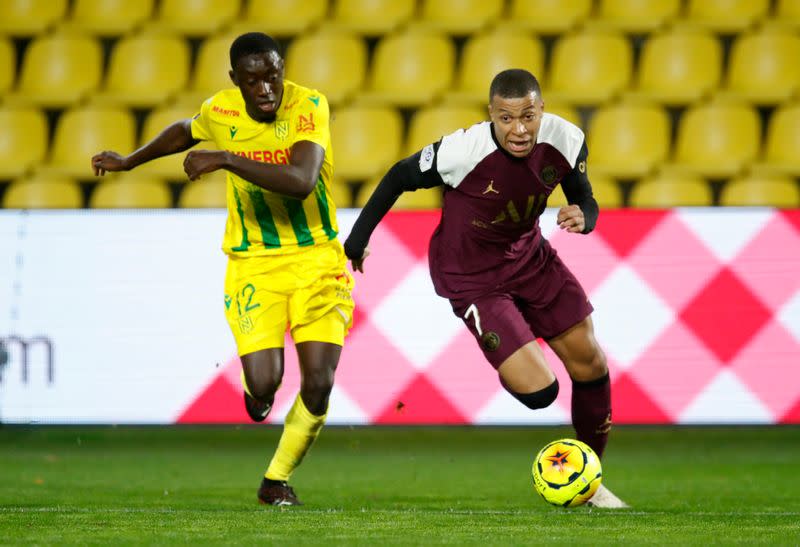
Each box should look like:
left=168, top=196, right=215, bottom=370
left=91, top=33, right=353, bottom=506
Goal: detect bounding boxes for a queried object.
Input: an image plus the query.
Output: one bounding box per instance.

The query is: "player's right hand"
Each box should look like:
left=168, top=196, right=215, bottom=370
left=91, top=151, right=129, bottom=176
left=350, top=247, right=370, bottom=274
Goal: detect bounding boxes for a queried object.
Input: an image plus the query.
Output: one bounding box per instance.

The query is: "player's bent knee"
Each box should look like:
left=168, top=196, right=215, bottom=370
left=507, top=379, right=559, bottom=410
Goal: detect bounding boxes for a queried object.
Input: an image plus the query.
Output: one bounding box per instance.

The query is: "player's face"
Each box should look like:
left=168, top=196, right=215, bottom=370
left=230, top=51, right=284, bottom=123
left=488, top=92, right=544, bottom=158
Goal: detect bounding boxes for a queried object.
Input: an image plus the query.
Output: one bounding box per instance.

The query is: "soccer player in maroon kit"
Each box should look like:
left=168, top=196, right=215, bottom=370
left=344, top=69, right=627, bottom=508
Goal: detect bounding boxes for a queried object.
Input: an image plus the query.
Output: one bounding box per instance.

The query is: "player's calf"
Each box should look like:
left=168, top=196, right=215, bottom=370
left=506, top=379, right=559, bottom=410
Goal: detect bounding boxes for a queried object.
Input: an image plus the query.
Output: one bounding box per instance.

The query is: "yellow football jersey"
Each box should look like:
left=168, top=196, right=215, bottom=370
left=191, top=80, right=338, bottom=256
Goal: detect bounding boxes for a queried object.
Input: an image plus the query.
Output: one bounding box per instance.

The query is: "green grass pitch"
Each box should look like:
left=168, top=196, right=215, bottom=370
left=1, top=426, right=799, bottom=545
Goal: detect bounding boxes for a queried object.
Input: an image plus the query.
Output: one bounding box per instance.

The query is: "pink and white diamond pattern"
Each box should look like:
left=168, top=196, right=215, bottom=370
left=178, top=209, right=800, bottom=425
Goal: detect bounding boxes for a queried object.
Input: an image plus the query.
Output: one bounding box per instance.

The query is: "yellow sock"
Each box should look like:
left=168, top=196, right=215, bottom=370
left=265, top=393, right=327, bottom=482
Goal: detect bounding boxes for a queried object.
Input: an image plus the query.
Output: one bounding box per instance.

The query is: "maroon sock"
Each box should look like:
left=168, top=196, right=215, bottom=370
left=571, top=373, right=612, bottom=459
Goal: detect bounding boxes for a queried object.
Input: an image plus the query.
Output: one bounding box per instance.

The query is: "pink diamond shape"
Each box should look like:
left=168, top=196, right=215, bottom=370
left=375, top=373, right=467, bottom=424
left=781, top=210, right=800, bottom=234
left=547, top=227, right=619, bottom=294
left=781, top=397, right=800, bottom=423
left=628, top=213, right=722, bottom=312
left=730, top=214, right=800, bottom=313
left=381, top=210, right=441, bottom=260
left=334, top=321, right=417, bottom=420
left=627, top=322, right=722, bottom=421
left=729, top=320, right=800, bottom=419
left=611, top=373, right=671, bottom=424
left=592, top=209, right=671, bottom=258
left=680, top=268, right=772, bottom=363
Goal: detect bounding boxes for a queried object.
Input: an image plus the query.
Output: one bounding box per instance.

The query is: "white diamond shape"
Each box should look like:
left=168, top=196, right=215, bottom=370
left=474, top=389, right=569, bottom=424
left=371, top=265, right=464, bottom=369
left=677, top=208, right=772, bottom=263
left=591, top=265, right=674, bottom=368
left=539, top=208, right=560, bottom=240
left=678, top=369, right=773, bottom=424
left=326, top=385, right=368, bottom=425
left=778, top=288, right=800, bottom=343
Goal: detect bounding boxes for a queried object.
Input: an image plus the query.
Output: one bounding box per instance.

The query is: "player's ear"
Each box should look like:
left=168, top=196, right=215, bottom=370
left=229, top=69, right=238, bottom=86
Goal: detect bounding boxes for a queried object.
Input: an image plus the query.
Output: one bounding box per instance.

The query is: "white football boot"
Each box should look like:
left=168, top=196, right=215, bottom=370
left=586, top=484, right=630, bottom=508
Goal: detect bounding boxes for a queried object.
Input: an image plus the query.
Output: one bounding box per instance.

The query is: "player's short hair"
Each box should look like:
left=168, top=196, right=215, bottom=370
left=489, top=69, right=542, bottom=102
left=229, top=32, right=282, bottom=69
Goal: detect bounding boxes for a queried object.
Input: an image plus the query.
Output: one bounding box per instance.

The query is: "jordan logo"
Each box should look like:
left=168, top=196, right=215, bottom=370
left=596, top=414, right=613, bottom=434
left=483, top=180, right=499, bottom=194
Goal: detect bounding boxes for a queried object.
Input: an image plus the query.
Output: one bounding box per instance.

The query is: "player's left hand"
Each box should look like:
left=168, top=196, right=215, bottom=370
left=557, top=204, right=585, bottom=233
left=184, top=150, right=226, bottom=180
left=350, top=247, right=370, bottom=274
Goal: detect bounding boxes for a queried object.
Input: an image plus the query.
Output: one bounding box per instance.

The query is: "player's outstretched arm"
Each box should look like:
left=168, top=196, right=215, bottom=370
left=92, top=119, right=198, bottom=176
left=183, top=141, right=324, bottom=201
left=558, top=142, right=598, bottom=234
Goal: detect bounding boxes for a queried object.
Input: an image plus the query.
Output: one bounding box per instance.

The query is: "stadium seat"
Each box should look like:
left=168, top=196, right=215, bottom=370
left=149, top=0, right=240, bottom=36
left=61, top=0, right=154, bottom=36
left=329, top=106, right=403, bottom=182
left=138, top=104, right=199, bottom=180
left=545, top=102, right=582, bottom=127
left=719, top=175, right=800, bottom=207
left=90, top=174, right=173, bottom=209
left=446, top=31, right=545, bottom=105
left=285, top=32, right=367, bottom=106
left=3, top=175, right=83, bottom=209
left=547, top=174, right=623, bottom=209
left=720, top=30, right=800, bottom=105
left=356, top=176, right=443, bottom=209
left=629, top=173, right=713, bottom=207
left=180, top=33, right=238, bottom=106
left=94, top=34, right=190, bottom=108
left=772, top=0, right=800, bottom=28
left=0, top=38, right=14, bottom=95
left=587, top=103, right=671, bottom=179
left=684, top=0, right=770, bottom=33
left=628, top=28, right=722, bottom=106
left=587, top=0, right=680, bottom=33
left=0, top=0, right=68, bottom=36
left=358, top=30, right=455, bottom=108
left=0, top=107, right=48, bottom=180
left=48, top=106, right=136, bottom=178
left=327, top=178, right=354, bottom=209
left=5, top=34, right=102, bottom=108
left=328, top=0, right=415, bottom=36
left=547, top=31, right=632, bottom=106
left=230, top=0, right=327, bottom=37
left=505, top=0, right=592, bottom=34
left=404, top=105, right=486, bottom=156
left=668, top=102, right=761, bottom=179
left=750, top=104, right=800, bottom=176
left=416, top=0, right=503, bottom=35
left=178, top=171, right=227, bottom=208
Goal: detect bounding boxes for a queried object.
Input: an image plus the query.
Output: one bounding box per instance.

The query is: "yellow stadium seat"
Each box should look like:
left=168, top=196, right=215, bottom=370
left=0, top=107, right=48, bottom=180
left=180, top=33, right=238, bottom=106
left=329, top=106, right=403, bottom=182
left=629, top=174, right=713, bottom=207
left=720, top=30, right=800, bottom=105
left=5, top=34, right=102, bottom=108
left=90, top=174, right=173, bottom=209
left=285, top=32, right=367, bottom=106
left=587, top=103, right=671, bottom=179
left=328, top=0, right=415, bottom=36
left=3, top=175, right=83, bottom=209
left=61, top=0, right=154, bottom=36
left=0, top=0, right=68, bottom=36
left=505, top=0, right=592, bottom=34
left=684, top=0, right=769, bottom=33
left=48, top=106, right=136, bottom=178
left=447, top=31, right=545, bottom=105
left=94, top=35, right=190, bottom=108
left=751, top=104, right=800, bottom=176
left=772, top=0, right=800, bottom=28
left=546, top=102, right=582, bottom=127
left=357, top=30, right=455, bottom=108
left=178, top=171, right=227, bottom=208
left=669, top=102, right=761, bottom=179
left=628, top=28, right=722, bottom=106
left=328, top=178, right=354, bottom=209
left=356, top=176, right=443, bottom=210
left=138, top=104, right=200, bottom=180
left=547, top=31, right=632, bottom=106
left=149, top=0, right=240, bottom=36
left=587, top=0, right=680, bottom=33
left=230, top=0, right=327, bottom=37
left=404, top=105, right=486, bottom=156
left=416, top=0, right=503, bottom=35
left=0, top=38, right=15, bottom=95
left=547, top=174, right=623, bottom=209
left=720, top=176, right=800, bottom=207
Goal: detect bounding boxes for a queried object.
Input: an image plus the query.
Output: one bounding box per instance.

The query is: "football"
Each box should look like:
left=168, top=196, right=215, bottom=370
left=531, top=438, right=602, bottom=507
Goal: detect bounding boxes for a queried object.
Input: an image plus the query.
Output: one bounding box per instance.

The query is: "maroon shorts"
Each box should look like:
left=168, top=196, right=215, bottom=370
left=449, top=248, right=593, bottom=369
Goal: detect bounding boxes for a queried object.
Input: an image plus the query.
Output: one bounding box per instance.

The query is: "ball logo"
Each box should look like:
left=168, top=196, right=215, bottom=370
left=541, top=165, right=557, bottom=185
left=481, top=331, right=500, bottom=352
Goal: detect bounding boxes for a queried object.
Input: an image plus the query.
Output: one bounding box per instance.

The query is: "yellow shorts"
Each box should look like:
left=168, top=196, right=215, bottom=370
left=223, top=239, right=355, bottom=356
